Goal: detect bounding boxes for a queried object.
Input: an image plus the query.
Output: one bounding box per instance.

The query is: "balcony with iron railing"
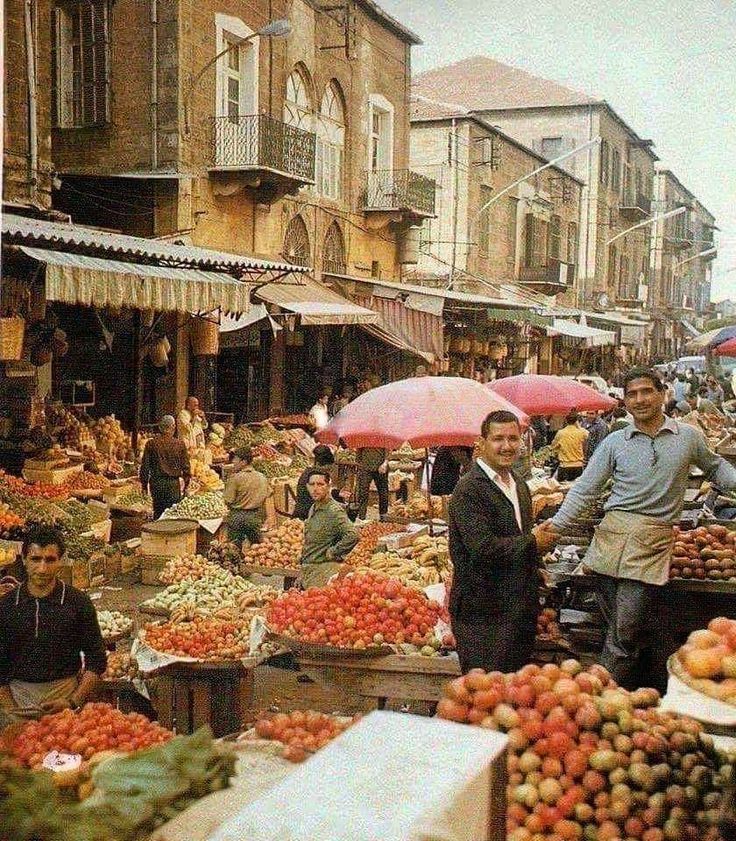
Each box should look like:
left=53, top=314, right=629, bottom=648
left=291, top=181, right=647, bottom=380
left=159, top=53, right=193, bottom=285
left=363, top=169, right=436, bottom=220
left=518, top=258, right=573, bottom=292
left=210, top=114, right=316, bottom=196
left=668, top=224, right=695, bottom=251
left=618, top=186, right=652, bottom=221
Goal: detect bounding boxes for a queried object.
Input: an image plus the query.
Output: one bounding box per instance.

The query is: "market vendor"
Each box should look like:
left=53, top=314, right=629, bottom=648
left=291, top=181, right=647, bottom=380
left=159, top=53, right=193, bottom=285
left=448, top=410, right=558, bottom=674
left=140, top=415, right=191, bottom=519
left=177, top=395, right=208, bottom=451
left=0, top=526, right=106, bottom=724
left=355, top=447, right=389, bottom=520
left=544, top=366, right=736, bottom=691
left=223, top=447, right=270, bottom=548
left=300, top=469, right=358, bottom=589
left=550, top=411, right=589, bottom=481
left=293, top=444, right=344, bottom=520
left=430, top=447, right=473, bottom=496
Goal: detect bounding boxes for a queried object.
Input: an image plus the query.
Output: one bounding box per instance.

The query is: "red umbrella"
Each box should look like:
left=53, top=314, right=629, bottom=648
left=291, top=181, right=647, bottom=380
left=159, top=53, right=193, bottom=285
left=713, top=337, right=736, bottom=357
left=487, top=374, right=617, bottom=416
left=316, top=376, right=528, bottom=449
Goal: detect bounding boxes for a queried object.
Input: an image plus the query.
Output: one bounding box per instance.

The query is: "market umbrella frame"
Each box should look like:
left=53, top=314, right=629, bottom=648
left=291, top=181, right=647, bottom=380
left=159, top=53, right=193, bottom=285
left=713, top=337, right=736, bottom=357
left=486, top=374, right=617, bottom=416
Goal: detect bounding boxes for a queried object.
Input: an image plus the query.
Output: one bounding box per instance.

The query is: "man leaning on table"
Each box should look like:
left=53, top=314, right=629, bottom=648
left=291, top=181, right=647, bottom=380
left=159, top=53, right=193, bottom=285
left=541, top=366, right=736, bottom=691
left=300, top=469, right=358, bottom=589
left=0, top=526, right=106, bottom=725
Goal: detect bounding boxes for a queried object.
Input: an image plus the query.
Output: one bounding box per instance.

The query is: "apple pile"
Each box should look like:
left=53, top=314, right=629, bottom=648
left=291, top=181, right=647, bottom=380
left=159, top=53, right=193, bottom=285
left=538, top=607, right=562, bottom=642
left=670, top=524, right=736, bottom=582
left=437, top=660, right=728, bottom=841
left=673, top=617, right=736, bottom=704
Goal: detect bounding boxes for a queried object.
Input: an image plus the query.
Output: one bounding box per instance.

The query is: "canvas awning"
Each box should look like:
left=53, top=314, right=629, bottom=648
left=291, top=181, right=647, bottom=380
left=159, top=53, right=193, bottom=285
left=546, top=319, right=615, bottom=347
left=21, top=247, right=253, bottom=314
left=680, top=319, right=700, bottom=338
left=254, top=278, right=378, bottom=325
left=587, top=312, right=647, bottom=346
left=353, top=295, right=442, bottom=363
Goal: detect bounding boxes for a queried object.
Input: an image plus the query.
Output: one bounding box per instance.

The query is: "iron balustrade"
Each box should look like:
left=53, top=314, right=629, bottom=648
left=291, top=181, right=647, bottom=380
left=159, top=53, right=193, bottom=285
left=363, top=169, right=436, bottom=215
left=213, top=114, right=316, bottom=182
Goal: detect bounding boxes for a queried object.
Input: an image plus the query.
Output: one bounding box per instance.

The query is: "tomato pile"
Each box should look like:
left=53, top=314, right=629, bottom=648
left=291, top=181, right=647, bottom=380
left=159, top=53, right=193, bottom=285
left=253, top=710, right=359, bottom=763
left=0, top=502, right=25, bottom=535
left=143, top=616, right=250, bottom=660
left=0, top=474, right=71, bottom=499
left=436, top=660, right=727, bottom=841
left=9, top=703, right=172, bottom=768
left=266, top=572, right=443, bottom=649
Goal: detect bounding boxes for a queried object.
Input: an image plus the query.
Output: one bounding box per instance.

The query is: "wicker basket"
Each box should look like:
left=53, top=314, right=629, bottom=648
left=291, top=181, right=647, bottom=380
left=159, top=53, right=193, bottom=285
left=190, top=318, right=219, bottom=356
left=0, top=317, right=24, bottom=361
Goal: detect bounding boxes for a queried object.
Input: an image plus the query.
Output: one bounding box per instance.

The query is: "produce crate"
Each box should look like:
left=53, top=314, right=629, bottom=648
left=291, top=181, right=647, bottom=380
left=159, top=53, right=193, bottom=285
left=140, top=519, right=198, bottom=557
left=140, top=554, right=170, bottom=586
left=22, top=462, right=84, bottom=485
left=81, top=518, right=112, bottom=544
left=150, top=661, right=255, bottom=737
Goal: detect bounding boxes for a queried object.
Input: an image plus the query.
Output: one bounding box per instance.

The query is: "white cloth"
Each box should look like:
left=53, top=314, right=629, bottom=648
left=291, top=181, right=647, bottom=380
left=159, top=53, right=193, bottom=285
left=476, top=458, right=523, bottom=530
left=310, top=403, right=330, bottom=431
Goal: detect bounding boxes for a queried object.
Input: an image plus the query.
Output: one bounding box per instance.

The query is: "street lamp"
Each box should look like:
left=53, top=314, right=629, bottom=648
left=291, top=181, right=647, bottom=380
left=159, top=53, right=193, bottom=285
left=182, top=19, right=292, bottom=135
left=606, top=205, right=686, bottom=246
left=674, top=247, right=717, bottom=270
left=451, top=136, right=602, bottom=289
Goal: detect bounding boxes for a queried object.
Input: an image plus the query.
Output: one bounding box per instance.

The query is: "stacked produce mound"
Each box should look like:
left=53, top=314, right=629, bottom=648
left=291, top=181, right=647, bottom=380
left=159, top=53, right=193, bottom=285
left=242, top=519, right=304, bottom=570
left=537, top=607, right=563, bottom=643
left=163, top=491, right=227, bottom=520
left=0, top=729, right=235, bottom=841
left=0, top=502, right=24, bottom=537
left=266, top=572, right=443, bottom=649
left=670, top=617, right=736, bottom=704
left=670, top=524, right=736, bottom=582
left=91, top=415, right=129, bottom=458
left=157, top=554, right=219, bottom=584
left=188, top=460, right=223, bottom=493
left=113, top=486, right=151, bottom=511
left=353, top=533, right=452, bottom=588
left=142, top=616, right=251, bottom=661
left=207, top=541, right=242, bottom=575
left=344, top=522, right=407, bottom=566
left=0, top=473, right=71, bottom=500
left=96, top=610, right=133, bottom=639
left=140, top=569, right=278, bottom=617
left=102, top=652, right=139, bottom=682
left=436, top=660, right=729, bottom=841
left=69, top=471, right=110, bottom=492
left=250, top=710, right=360, bottom=763
left=8, top=703, right=172, bottom=767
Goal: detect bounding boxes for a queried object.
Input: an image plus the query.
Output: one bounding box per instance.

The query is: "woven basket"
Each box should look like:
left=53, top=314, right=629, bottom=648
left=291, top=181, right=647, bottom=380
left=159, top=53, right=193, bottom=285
left=190, top=318, right=219, bottom=356
left=0, top=317, right=25, bottom=361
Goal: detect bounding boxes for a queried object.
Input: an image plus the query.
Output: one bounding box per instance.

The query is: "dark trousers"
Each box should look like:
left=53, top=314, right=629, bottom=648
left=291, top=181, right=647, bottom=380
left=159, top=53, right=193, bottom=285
left=557, top=466, right=584, bottom=481
left=356, top=469, right=389, bottom=520
left=226, top=509, right=263, bottom=547
left=451, top=613, right=537, bottom=675
left=594, top=573, right=670, bottom=693
left=150, top=476, right=182, bottom=520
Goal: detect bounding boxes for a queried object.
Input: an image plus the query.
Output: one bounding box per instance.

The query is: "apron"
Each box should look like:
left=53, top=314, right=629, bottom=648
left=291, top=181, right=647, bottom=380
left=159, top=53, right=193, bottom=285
left=0, top=675, right=79, bottom=727
left=584, top=510, right=674, bottom=586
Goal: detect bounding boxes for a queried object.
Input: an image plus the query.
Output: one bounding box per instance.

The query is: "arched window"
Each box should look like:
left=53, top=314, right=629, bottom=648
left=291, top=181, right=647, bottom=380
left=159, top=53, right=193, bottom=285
left=283, top=66, right=313, bottom=131
left=283, top=215, right=311, bottom=267
left=323, top=222, right=346, bottom=276
left=316, top=81, right=345, bottom=200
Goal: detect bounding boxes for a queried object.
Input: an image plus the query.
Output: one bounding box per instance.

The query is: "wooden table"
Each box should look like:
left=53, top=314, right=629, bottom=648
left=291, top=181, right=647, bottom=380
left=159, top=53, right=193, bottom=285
left=296, top=652, right=460, bottom=710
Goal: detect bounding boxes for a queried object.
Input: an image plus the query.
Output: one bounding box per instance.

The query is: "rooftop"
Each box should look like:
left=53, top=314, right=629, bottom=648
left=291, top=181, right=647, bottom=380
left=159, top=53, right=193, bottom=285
left=356, top=0, right=422, bottom=45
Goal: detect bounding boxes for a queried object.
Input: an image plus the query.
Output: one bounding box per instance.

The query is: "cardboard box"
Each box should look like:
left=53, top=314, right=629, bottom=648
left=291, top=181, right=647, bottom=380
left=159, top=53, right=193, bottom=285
left=208, top=711, right=508, bottom=841
left=379, top=523, right=429, bottom=551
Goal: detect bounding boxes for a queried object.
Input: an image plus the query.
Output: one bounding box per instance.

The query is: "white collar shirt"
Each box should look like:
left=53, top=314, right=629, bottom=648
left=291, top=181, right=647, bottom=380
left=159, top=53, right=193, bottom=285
left=476, top=458, right=523, bottom=530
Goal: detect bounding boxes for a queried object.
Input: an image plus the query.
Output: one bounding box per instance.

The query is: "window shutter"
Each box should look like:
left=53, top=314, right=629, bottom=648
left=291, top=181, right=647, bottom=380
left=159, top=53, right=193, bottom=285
left=51, top=8, right=61, bottom=126
left=80, top=1, right=109, bottom=125
left=92, top=1, right=109, bottom=123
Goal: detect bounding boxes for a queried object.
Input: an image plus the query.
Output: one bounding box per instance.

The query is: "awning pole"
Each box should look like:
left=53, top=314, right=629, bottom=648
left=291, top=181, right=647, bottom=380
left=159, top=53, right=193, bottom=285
left=132, top=310, right=141, bottom=454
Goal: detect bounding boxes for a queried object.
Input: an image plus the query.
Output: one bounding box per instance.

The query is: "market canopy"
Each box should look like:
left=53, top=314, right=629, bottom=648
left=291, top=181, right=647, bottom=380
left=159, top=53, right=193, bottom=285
left=488, top=374, right=617, bottom=416
left=545, top=319, right=615, bottom=347
left=21, top=247, right=254, bottom=315
left=316, top=376, right=528, bottom=449
left=712, top=337, right=736, bottom=357
left=253, top=277, right=378, bottom=326
left=352, top=295, right=442, bottom=363
left=687, top=324, right=736, bottom=351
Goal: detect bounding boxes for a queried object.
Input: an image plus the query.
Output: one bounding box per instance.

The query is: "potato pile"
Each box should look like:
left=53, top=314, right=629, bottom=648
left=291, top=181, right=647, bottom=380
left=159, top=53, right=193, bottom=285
left=670, top=523, right=736, bottom=582
left=103, top=652, right=139, bottom=682
left=242, top=519, right=304, bottom=570
left=671, top=616, right=736, bottom=703
left=158, top=554, right=219, bottom=584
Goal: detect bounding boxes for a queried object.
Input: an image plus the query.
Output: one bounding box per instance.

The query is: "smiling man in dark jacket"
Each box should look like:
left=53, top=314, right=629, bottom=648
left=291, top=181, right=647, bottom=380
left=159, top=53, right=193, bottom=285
left=448, top=410, right=557, bottom=673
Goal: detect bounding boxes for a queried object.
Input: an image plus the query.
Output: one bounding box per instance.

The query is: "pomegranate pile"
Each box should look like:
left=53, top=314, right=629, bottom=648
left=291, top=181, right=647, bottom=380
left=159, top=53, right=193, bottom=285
left=266, top=572, right=443, bottom=649
left=437, top=660, right=729, bottom=841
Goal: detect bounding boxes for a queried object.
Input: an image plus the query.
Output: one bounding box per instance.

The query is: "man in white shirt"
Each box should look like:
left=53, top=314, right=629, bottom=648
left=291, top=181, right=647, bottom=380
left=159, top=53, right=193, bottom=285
left=309, top=390, right=331, bottom=431
left=447, top=410, right=557, bottom=673
left=177, top=396, right=207, bottom=452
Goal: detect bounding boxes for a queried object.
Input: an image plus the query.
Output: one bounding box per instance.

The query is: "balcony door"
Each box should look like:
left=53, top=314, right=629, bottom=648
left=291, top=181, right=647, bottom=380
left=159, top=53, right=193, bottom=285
left=214, top=15, right=258, bottom=167
left=367, top=94, right=394, bottom=207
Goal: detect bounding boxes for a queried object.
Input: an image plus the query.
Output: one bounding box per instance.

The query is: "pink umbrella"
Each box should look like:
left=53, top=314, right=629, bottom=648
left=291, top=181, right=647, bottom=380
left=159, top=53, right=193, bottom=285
left=487, top=374, right=617, bottom=416
left=713, top=337, right=736, bottom=357
left=316, top=376, right=529, bottom=449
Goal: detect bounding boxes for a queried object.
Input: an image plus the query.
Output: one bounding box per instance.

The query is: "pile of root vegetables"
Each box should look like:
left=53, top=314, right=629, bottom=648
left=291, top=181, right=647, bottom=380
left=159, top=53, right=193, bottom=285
left=437, top=660, right=730, bottom=841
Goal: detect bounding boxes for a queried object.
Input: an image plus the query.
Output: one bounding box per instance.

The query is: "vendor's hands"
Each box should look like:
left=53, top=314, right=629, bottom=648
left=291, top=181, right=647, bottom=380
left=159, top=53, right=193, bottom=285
left=338, top=489, right=352, bottom=501
left=378, top=462, right=388, bottom=475
left=39, top=697, right=72, bottom=714
left=532, top=521, right=558, bottom=554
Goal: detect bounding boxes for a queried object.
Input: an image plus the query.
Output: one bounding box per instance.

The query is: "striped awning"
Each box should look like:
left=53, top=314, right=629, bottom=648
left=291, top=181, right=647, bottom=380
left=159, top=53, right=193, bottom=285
left=353, top=295, right=443, bottom=362
left=254, top=278, right=378, bottom=325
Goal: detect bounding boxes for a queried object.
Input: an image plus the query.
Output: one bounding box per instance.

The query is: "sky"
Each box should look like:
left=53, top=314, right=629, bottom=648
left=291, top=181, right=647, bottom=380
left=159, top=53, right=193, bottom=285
left=381, top=0, right=736, bottom=303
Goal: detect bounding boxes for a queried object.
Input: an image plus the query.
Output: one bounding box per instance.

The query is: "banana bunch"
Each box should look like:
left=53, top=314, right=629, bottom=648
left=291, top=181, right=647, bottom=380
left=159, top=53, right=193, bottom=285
left=237, top=587, right=280, bottom=610
left=357, top=535, right=452, bottom=589
left=169, top=602, right=210, bottom=623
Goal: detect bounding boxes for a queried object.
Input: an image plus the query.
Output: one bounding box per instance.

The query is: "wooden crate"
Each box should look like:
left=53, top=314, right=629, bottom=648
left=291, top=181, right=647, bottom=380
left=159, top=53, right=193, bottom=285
left=150, top=662, right=255, bottom=737
left=140, top=554, right=170, bottom=586
left=23, top=462, right=84, bottom=485
left=141, top=520, right=198, bottom=557
left=296, top=653, right=461, bottom=709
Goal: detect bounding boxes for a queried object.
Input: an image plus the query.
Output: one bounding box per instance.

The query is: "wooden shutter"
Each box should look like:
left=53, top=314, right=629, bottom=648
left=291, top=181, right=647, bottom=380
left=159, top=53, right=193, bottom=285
left=525, top=215, right=548, bottom=268
left=80, top=0, right=109, bottom=125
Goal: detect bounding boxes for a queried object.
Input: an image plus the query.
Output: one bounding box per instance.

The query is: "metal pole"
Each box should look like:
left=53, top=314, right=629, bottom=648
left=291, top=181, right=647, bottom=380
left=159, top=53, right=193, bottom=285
left=606, top=205, right=687, bottom=247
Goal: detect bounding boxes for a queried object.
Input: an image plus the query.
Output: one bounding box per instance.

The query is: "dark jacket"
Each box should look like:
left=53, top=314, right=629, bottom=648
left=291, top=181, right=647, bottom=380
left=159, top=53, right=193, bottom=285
left=448, top=463, right=540, bottom=671
left=430, top=448, right=469, bottom=496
